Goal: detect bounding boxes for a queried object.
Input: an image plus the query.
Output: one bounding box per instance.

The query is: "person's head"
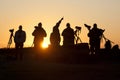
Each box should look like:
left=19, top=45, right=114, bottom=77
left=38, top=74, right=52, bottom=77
left=38, top=22, right=42, bottom=28
left=19, top=25, right=22, bottom=30
left=93, top=23, right=97, bottom=29
left=66, top=23, right=70, bottom=28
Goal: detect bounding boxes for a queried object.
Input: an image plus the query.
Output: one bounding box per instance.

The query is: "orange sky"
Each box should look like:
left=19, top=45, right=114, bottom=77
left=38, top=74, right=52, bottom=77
left=0, top=0, right=120, bottom=48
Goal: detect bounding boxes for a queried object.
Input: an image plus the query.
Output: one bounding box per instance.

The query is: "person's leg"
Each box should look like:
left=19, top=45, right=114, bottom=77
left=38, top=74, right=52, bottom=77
left=19, top=43, right=23, bottom=60
left=15, top=43, right=19, bottom=49
left=90, top=44, right=95, bottom=55
left=89, top=39, right=95, bottom=54
left=15, top=43, right=19, bottom=59
left=95, top=39, right=100, bottom=54
left=34, top=40, right=40, bottom=49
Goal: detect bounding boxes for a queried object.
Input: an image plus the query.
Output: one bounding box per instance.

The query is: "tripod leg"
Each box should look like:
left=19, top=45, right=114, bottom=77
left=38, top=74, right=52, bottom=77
left=7, top=37, right=12, bottom=48
left=79, top=37, right=82, bottom=43
left=77, top=37, right=82, bottom=43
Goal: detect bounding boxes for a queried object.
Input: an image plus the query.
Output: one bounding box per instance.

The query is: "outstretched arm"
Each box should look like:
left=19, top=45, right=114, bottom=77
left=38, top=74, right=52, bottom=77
left=55, top=17, right=64, bottom=28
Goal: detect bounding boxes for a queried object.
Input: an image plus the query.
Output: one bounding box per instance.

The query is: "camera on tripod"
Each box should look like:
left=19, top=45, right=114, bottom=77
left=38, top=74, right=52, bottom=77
left=75, top=26, right=81, bottom=31
left=74, top=26, right=82, bottom=44
left=9, top=29, right=14, bottom=33
left=7, top=28, right=14, bottom=48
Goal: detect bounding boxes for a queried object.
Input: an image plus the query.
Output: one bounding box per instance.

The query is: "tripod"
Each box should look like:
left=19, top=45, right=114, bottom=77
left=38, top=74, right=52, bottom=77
left=102, top=34, right=114, bottom=44
left=74, top=26, right=82, bottom=44
left=7, top=29, right=14, bottom=48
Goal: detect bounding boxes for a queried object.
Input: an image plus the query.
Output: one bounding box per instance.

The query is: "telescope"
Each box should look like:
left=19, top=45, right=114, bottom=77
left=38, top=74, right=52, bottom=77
left=100, top=29, right=105, bottom=33
left=84, top=24, right=91, bottom=31
left=34, top=26, right=38, bottom=29
left=9, top=29, right=14, bottom=33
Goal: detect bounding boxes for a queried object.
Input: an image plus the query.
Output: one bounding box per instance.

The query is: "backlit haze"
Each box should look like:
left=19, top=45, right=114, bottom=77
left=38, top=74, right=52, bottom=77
left=0, top=0, right=120, bottom=48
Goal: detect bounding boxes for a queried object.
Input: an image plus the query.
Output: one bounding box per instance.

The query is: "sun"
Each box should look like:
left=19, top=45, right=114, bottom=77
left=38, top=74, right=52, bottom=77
left=42, top=42, right=48, bottom=48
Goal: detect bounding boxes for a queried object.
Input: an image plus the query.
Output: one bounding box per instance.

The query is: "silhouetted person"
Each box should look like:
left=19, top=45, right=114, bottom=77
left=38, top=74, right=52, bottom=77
left=50, top=17, right=63, bottom=47
left=62, top=23, right=74, bottom=46
left=32, top=22, right=47, bottom=49
left=104, top=40, right=112, bottom=55
left=105, top=40, right=112, bottom=51
left=14, top=25, right=26, bottom=59
left=88, top=23, right=104, bottom=54
left=112, top=44, right=120, bottom=56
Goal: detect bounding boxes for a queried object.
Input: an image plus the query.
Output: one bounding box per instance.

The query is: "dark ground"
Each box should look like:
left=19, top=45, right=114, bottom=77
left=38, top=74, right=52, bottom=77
left=0, top=46, right=120, bottom=80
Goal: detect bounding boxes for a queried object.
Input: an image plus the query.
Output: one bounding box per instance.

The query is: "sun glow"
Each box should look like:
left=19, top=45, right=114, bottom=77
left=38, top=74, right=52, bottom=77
left=42, top=42, right=48, bottom=48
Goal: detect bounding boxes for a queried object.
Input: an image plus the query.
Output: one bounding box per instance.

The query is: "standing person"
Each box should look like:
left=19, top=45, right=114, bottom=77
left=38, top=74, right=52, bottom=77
left=104, top=40, right=112, bottom=54
left=62, top=23, right=75, bottom=46
left=50, top=17, right=63, bottom=47
left=88, top=23, right=104, bottom=54
left=105, top=40, right=112, bottom=51
left=14, top=25, right=26, bottom=59
left=32, top=22, right=47, bottom=49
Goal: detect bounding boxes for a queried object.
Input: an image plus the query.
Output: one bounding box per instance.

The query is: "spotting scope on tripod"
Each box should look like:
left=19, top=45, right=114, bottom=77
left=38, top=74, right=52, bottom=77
left=74, top=26, right=82, bottom=44
left=7, top=29, right=14, bottom=48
